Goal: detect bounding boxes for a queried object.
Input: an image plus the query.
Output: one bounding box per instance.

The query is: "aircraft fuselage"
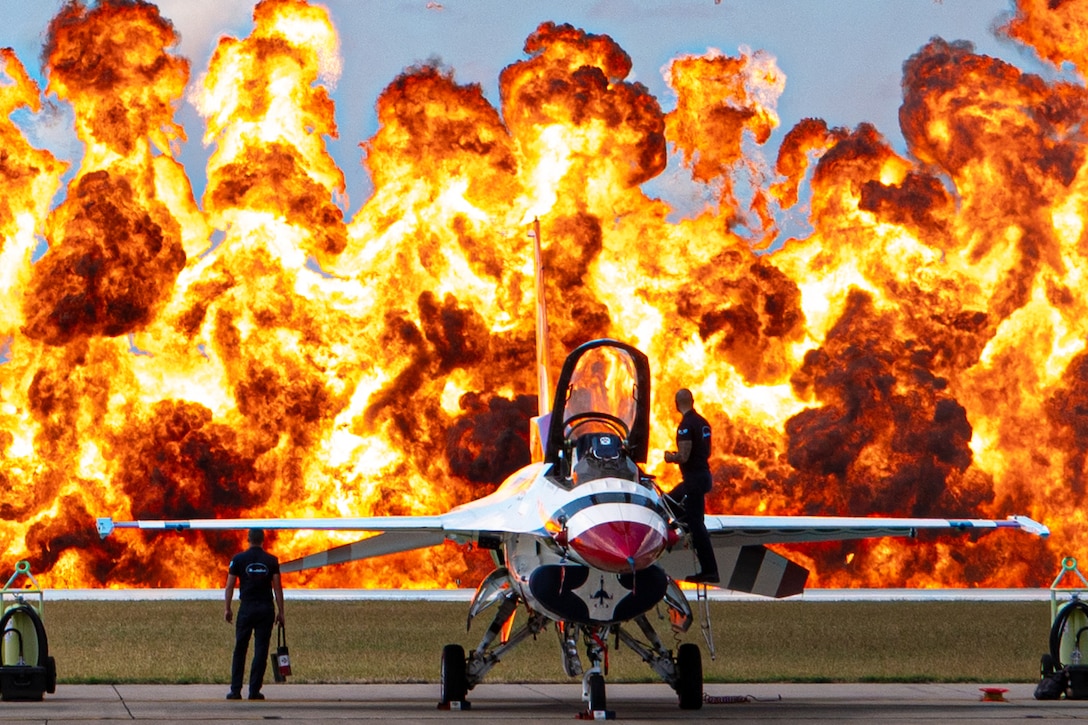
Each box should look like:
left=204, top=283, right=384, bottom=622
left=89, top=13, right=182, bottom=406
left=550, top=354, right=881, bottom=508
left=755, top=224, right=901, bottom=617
left=462, top=464, right=676, bottom=626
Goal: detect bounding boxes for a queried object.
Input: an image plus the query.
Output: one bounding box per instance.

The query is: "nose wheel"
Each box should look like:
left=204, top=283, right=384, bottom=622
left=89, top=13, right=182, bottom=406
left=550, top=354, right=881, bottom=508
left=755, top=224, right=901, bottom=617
left=585, top=671, right=606, bottom=710
left=577, top=630, right=615, bottom=720
left=578, top=670, right=614, bottom=720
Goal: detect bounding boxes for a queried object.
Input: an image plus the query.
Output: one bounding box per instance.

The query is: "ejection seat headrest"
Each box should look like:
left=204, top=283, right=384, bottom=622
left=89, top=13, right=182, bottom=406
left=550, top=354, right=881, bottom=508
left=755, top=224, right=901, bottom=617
left=576, top=432, right=622, bottom=461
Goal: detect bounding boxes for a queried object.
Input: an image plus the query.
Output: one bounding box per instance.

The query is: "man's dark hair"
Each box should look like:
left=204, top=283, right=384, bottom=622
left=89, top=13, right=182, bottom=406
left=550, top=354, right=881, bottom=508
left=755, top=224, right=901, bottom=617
left=248, top=528, right=265, bottom=545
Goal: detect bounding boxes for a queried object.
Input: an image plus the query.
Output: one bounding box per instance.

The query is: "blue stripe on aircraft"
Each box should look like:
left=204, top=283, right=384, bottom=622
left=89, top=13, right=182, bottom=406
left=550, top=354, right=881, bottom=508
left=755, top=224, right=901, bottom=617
left=551, top=492, right=665, bottom=525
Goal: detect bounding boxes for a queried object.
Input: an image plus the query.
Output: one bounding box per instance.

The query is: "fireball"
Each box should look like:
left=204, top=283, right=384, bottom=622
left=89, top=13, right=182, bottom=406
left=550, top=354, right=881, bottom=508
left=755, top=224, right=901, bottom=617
left=0, top=0, right=1079, bottom=589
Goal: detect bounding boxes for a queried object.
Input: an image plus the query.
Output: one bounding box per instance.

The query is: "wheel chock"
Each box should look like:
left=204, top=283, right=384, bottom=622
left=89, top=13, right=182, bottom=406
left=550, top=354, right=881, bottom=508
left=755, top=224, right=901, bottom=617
left=437, top=699, right=471, bottom=710
left=575, top=708, right=615, bottom=720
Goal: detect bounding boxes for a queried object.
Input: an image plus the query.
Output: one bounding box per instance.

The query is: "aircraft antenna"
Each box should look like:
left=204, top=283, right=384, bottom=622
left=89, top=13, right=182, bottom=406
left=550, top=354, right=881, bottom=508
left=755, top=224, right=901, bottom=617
left=531, top=217, right=552, bottom=416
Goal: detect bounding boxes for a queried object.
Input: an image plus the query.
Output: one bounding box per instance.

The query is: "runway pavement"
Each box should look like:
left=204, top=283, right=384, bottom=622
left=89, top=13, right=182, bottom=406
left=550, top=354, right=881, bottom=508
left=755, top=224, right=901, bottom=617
left=1, top=682, right=1086, bottom=723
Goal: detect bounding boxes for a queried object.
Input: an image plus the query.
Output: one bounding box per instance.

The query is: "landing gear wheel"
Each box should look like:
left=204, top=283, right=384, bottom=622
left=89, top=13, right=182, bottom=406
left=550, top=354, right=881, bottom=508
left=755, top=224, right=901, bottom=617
left=587, top=672, right=606, bottom=712
left=440, top=644, right=468, bottom=705
left=676, top=643, right=703, bottom=710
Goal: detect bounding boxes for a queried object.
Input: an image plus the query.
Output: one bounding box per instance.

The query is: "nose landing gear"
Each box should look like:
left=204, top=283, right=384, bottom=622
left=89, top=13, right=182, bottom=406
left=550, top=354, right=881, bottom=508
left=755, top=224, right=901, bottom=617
left=578, top=670, right=612, bottom=720
left=577, top=630, right=614, bottom=719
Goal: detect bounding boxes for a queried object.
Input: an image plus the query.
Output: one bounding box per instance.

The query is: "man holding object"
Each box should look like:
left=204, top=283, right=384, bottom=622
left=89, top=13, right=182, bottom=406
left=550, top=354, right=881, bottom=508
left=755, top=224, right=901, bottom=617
left=224, top=528, right=285, bottom=700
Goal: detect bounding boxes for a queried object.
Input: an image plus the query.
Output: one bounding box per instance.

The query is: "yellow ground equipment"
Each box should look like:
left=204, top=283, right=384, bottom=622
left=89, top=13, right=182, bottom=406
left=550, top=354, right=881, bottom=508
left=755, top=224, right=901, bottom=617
left=1036, top=556, right=1088, bottom=700
left=0, top=561, right=56, bottom=701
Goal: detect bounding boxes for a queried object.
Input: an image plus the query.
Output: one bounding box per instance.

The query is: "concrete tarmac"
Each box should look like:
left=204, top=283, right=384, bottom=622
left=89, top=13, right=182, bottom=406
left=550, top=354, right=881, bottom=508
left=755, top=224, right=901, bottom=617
left=0, top=682, right=1086, bottom=723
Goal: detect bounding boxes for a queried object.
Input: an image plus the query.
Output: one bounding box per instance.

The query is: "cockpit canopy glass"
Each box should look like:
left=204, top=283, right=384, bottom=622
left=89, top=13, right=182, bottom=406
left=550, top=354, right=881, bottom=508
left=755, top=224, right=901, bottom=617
left=562, top=345, right=639, bottom=435
left=545, top=339, right=651, bottom=469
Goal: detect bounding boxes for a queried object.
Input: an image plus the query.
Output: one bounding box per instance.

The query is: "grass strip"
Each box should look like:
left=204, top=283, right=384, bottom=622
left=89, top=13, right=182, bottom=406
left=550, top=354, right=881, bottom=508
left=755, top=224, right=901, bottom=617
left=38, top=600, right=1050, bottom=684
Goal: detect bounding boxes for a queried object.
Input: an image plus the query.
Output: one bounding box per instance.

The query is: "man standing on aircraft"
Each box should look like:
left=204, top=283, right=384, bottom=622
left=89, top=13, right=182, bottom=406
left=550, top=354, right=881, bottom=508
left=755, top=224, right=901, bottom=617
left=224, top=528, right=285, bottom=700
left=664, top=388, right=719, bottom=584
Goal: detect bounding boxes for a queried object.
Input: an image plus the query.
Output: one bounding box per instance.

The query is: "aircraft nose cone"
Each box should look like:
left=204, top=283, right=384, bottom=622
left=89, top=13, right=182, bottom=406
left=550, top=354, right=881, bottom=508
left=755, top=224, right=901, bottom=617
left=569, top=520, right=665, bottom=573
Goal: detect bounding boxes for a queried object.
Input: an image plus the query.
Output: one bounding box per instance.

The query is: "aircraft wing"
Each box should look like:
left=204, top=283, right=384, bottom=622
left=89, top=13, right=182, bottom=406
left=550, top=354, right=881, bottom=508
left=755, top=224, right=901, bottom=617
left=96, top=499, right=544, bottom=574
left=658, top=514, right=1047, bottom=596
left=703, top=514, right=1049, bottom=546
left=97, top=515, right=449, bottom=537
left=277, top=531, right=448, bottom=573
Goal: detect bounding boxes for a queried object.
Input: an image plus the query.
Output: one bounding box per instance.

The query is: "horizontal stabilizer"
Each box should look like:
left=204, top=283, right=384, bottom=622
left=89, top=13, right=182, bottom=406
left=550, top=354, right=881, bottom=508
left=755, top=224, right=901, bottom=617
left=717, top=545, right=808, bottom=598
left=659, top=541, right=808, bottom=598
left=281, top=531, right=445, bottom=574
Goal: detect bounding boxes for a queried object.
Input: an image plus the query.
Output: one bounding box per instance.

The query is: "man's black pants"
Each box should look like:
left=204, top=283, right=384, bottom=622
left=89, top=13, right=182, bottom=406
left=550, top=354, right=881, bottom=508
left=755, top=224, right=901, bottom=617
left=670, top=472, right=718, bottom=578
left=231, top=601, right=275, bottom=696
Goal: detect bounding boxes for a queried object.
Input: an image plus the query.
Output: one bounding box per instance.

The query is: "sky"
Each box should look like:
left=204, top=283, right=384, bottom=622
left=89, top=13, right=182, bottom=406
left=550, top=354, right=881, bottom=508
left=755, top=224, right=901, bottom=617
left=0, top=0, right=1069, bottom=218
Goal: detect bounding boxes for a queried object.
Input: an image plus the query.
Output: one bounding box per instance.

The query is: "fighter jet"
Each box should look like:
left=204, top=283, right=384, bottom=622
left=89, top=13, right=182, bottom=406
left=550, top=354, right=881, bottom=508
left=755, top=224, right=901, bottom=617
left=97, top=225, right=1049, bottom=715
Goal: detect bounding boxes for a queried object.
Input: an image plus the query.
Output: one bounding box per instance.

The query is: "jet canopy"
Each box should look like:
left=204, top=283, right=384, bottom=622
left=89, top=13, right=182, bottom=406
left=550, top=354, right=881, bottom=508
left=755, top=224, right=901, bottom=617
left=544, top=340, right=651, bottom=480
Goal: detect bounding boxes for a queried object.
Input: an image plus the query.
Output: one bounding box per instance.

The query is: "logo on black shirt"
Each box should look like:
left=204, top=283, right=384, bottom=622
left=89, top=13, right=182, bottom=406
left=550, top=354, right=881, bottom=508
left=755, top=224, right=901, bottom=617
left=246, top=562, right=270, bottom=578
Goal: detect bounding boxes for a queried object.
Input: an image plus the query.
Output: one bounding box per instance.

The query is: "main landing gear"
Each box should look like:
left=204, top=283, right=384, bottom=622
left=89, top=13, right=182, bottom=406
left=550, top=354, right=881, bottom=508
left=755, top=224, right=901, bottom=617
left=439, top=591, right=704, bottom=715
left=674, top=642, right=703, bottom=710
left=438, top=591, right=548, bottom=710
left=438, top=644, right=469, bottom=710
left=616, top=613, right=704, bottom=710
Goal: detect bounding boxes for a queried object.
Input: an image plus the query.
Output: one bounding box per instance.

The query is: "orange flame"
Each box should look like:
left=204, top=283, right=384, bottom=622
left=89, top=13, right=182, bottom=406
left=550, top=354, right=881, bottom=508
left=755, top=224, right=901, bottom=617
left=0, top=0, right=1080, bottom=589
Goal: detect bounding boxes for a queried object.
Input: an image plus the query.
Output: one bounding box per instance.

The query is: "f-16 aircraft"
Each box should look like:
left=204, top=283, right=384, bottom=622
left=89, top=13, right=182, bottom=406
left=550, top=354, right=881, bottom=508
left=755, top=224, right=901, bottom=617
left=97, top=225, right=1049, bottom=716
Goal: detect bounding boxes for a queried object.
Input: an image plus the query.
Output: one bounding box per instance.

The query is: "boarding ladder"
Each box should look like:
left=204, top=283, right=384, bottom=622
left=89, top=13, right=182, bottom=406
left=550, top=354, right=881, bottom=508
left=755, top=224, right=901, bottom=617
left=695, top=583, right=716, bottom=660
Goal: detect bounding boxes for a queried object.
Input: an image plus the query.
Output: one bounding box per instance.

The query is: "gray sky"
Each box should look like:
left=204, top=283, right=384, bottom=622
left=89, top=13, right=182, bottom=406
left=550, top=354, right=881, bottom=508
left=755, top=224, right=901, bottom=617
left=0, top=0, right=1067, bottom=216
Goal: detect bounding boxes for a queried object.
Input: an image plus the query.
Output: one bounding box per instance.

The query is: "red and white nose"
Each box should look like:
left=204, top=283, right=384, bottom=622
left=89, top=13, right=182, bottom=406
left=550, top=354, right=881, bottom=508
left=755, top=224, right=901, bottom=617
left=566, top=505, right=669, bottom=573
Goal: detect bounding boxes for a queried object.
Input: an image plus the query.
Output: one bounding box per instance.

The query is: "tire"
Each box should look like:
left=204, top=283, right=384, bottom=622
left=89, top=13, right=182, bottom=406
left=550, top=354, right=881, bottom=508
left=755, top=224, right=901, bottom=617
left=587, top=672, right=606, bottom=712
left=440, top=644, right=468, bottom=704
left=45, top=656, right=56, bottom=694
left=676, top=643, right=703, bottom=710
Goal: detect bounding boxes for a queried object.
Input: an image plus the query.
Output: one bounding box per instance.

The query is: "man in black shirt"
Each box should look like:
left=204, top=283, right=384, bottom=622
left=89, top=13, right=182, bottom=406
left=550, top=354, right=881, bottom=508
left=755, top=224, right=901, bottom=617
left=224, top=528, right=285, bottom=700
left=664, top=388, right=719, bottom=583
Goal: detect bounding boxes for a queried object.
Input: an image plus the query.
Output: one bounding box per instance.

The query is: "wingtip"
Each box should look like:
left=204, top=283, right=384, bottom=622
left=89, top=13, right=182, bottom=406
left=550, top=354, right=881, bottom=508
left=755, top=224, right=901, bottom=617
left=96, top=517, right=114, bottom=539
left=1009, top=515, right=1049, bottom=538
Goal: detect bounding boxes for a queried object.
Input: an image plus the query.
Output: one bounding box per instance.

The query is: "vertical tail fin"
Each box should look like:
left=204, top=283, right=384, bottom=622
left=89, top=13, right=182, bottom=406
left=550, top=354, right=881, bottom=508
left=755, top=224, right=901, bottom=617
left=532, top=217, right=551, bottom=417
left=529, top=217, right=552, bottom=462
